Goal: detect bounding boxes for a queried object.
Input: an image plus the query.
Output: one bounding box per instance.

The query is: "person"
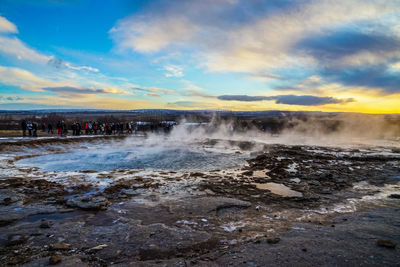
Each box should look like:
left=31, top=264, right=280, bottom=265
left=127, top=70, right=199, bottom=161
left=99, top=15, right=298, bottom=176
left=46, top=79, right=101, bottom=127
left=48, top=123, right=53, bottom=134
left=93, top=122, right=98, bottom=135
left=61, top=121, right=67, bottom=136
left=76, top=122, right=81, bottom=136
left=41, top=122, right=46, bottom=132
left=21, top=120, right=27, bottom=137
left=71, top=122, right=77, bottom=136
left=27, top=121, right=33, bottom=136
left=32, top=122, right=38, bottom=137
left=57, top=121, right=62, bottom=136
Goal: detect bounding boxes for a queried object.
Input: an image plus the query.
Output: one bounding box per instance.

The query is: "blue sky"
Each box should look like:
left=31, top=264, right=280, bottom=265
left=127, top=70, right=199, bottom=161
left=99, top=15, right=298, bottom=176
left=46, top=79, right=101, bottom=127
left=0, top=0, right=399, bottom=112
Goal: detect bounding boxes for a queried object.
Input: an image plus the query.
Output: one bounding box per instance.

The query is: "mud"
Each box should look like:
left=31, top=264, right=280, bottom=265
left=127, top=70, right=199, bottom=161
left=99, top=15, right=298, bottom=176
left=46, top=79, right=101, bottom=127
left=0, top=137, right=399, bottom=266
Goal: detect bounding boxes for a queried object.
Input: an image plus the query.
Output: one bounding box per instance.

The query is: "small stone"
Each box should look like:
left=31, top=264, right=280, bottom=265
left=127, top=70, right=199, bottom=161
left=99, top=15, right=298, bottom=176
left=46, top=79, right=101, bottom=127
left=267, top=237, right=281, bottom=244
left=90, top=244, right=108, bottom=251
left=388, top=194, right=400, bottom=199
left=40, top=221, right=51, bottom=228
left=302, top=248, right=307, bottom=252
left=51, top=243, right=71, bottom=250
left=377, top=239, right=396, bottom=248
left=49, top=255, right=62, bottom=265
left=31, top=231, right=43, bottom=236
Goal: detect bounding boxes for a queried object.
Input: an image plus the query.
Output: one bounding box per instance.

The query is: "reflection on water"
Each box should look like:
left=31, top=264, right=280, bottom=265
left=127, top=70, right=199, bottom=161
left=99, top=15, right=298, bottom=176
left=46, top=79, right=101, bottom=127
left=17, top=146, right=246, bottom=172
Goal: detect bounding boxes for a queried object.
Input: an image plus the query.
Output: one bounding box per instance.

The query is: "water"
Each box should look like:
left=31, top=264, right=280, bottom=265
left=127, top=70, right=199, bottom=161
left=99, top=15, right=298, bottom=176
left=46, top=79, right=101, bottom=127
left=253, top=182, right=303, bottom=197
left=17, top=146, right=245, bottom=172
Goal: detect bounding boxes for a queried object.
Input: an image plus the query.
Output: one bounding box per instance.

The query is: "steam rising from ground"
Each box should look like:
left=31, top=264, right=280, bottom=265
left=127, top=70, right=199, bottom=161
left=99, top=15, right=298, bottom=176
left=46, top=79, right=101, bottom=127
left=138, top=113, right=400, bottom=149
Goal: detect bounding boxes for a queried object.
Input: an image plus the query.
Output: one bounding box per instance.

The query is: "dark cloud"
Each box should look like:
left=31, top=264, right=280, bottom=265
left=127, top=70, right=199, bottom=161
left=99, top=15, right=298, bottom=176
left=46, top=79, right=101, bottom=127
left=321, top=65, right=400, bottom=94
left=218, top=95, right=269, bottom=102
left=0, top=96, right=24, bottom=101
left=47, top=58, right=64, bottom=69
left=218, top=94, right=354, bottom=106
left=271, top=95, right=354, bottom=106
left=295, top=30, right=400, bottom=93
left=296, top=30, right=400, bottom=62
left=43, top=86, right=108, bottom=94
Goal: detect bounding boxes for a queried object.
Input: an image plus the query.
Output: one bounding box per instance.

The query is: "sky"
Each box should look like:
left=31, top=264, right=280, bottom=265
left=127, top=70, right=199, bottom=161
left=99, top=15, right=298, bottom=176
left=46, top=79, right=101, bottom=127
left=0, top=0, right=399, bottom=113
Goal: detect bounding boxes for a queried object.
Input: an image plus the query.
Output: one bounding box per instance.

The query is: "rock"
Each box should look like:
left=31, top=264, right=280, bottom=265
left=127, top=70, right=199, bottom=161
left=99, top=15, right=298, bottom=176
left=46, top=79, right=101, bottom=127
left=49, top=255, right=62, bottom=265
left=66, top=196, right=109, bottom=211
left=89, top=244, right=108, bottom=251
left=7, top=234, right=27, bottom=246
left=51, top=243, right=71, bottom=250
left=377, top=239, right=396, bottom=248
left=392, top=148, right=400, bottom=153
left=0, top=189, right=24, bottom=205
left=267, top=237, right=281, bottom=244
left=168, top=197, right=251, bottom=215
left=40, top=221, right=51, bottom=228
left=190, top=172, right=205, bottom=177
left=242, top=170, right=253, bottom=176
left=0, top=204, right=57, bottom=226
left=137, top=223, right=217, bottom=261
left=388, top=194, right=400, bottom=199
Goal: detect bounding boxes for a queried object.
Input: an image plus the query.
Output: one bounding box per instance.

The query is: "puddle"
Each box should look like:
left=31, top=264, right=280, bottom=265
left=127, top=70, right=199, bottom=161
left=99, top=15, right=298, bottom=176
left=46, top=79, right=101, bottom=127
left=253, top=182, right=303, bottom=197
left=252, top=170, right=270, bottom=178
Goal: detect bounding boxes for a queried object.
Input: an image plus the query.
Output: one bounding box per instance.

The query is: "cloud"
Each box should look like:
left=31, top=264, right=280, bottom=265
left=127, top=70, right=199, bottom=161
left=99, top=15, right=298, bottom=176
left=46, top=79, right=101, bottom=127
left=0, top=17, right=98, bottom=72
left=182, top=80, right=203, bottom=91
left=0, top=96, right=24, bottom=101
left=217, top=94, right=354, bottom=106
left=132, top=86, right=175, bottom=97
left=0, top=65, right=65, bottom=91
left=147, top=92, right=162, bottom=97
left=249, top=72, right=285, bottom=80
left=183, top=91, right=216, bottom=99
left=110, top=15, right=198, bottom=53
left=48, top=58, right=99, bottom=72
left=0, top=36, right=51, bottom=63
left=0, top=65, right=128, bottom=95
left=42, top=86, right=110, bottom=94
left=321, top=65, right=400, bottom=94
left=218, top=95, right=268, bottom=102
left=164, top=65, right=183, bottom=77
left=271, top=95, right=354, bottom=106
left=111, top=0, right=396, bottom=73
left=0, top=16, right=18, bottom=33
left=295, top=30, right=400, bottom=67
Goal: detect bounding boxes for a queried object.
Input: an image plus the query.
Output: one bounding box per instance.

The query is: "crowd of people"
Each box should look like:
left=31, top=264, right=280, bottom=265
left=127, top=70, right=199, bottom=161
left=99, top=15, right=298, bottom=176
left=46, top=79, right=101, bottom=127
left=20, top=120, right=174, bottom=137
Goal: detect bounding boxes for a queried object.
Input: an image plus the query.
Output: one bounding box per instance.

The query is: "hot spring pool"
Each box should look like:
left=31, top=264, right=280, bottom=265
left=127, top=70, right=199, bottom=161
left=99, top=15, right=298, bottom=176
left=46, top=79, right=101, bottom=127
left=17, top=146, right=246, bottom=172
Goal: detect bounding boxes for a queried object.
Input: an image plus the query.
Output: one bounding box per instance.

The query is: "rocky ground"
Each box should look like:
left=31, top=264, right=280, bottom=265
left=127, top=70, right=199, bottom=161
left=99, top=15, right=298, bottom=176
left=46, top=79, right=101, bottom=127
left=0, top=137, right=399, bottom=266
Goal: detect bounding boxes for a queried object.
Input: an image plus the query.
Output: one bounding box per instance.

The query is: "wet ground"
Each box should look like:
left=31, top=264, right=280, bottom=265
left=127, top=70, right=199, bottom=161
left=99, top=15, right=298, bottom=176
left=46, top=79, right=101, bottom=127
left=0, top=136, right=399, bottom=266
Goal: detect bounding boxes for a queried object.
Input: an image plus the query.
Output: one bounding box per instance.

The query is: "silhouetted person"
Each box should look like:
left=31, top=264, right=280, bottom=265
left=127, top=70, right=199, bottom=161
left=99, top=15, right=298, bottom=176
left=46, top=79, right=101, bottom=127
left=32, top=122, right=38, bottom=137
left=27, top=121, right=33, bottom=136
left=48, top=123, right=53, bottom=134
left=57, top=121, right=62, bottom=136
left=21, top=120, right=27, bottom=137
